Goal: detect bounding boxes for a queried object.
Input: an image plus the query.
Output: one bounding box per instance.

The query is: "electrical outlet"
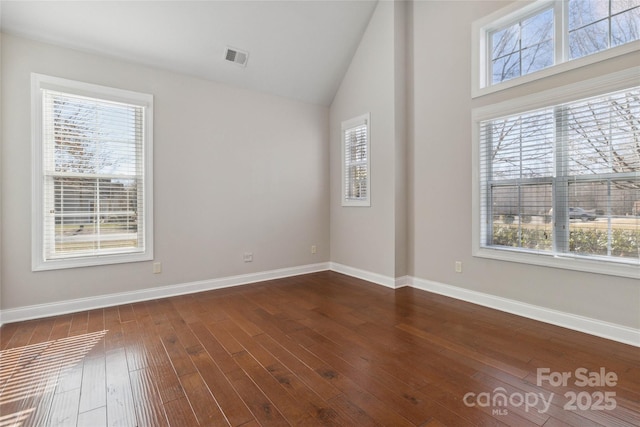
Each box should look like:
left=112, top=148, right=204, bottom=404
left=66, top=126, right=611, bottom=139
left=455, top=261, right=462, bottom=273
left=243, top=252, right=253, bottom=262
left=311, top=245, right=317, bottom=254
left=153, top=262, right=162, bottom=274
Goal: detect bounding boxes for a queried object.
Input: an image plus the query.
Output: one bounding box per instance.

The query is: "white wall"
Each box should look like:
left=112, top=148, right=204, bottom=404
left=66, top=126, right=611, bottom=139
left=329, top=0, right=407, bottom=280
left=1, top=34, right=329, bottom=310
left=409, top=1, right=640, bottom=329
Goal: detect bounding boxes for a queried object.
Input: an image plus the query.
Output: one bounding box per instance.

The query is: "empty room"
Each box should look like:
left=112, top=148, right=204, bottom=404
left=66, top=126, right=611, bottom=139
left=0, top=0, right=639, bottom=426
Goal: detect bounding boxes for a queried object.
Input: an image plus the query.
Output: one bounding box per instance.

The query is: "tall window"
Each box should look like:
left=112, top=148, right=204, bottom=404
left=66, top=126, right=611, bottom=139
left=474, top=0, right=640, bottom=96
left=474, top=73, right=640, bottom=277
left=32, top=74, right=153, bottom=270
left=342, top=114, right=371, bottom=207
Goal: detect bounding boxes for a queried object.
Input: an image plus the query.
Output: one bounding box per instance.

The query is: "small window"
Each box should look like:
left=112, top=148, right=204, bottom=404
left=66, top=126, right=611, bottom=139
left=32, top=74, right=154, bottom=270
left=568, top=0, right=640, bottom=59
left=473, top=70, right=640, bottom=278
left=341, top=114, right=370, bottom=207
left=473, top=0, right=640, bottom=96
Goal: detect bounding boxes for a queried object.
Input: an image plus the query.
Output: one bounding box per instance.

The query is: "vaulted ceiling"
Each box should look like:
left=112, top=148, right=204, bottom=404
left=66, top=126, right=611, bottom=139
left=1, top=0, right=378, bottom=106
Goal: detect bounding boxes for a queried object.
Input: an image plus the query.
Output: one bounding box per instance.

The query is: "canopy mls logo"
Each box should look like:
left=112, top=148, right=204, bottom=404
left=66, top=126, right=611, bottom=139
left=463, top=367, right=618, bottom=416
left=463, top=387, right=553, bottom=415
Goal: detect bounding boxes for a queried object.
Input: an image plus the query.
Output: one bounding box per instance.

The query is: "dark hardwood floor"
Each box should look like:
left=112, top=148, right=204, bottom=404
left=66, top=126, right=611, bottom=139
left=1, top=271, right=638, bottom=426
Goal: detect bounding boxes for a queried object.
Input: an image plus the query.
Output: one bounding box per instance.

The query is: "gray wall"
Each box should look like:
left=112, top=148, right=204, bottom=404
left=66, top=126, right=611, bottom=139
left=329, top=0, right=407, bottom=279
left=1, top=34, right=330, bottom=309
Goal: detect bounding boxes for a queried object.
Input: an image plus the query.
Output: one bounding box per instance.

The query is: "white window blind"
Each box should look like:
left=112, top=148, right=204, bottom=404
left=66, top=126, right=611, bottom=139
left=342, top=114, right=370, bottom=207
left=32, top=74, right=153, bottom=270
left=478, top=86, right=640, bottom=268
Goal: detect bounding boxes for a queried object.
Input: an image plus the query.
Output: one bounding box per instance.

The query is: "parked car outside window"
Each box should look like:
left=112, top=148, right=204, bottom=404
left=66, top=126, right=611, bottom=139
left=569, top=207, right=596, bottom=221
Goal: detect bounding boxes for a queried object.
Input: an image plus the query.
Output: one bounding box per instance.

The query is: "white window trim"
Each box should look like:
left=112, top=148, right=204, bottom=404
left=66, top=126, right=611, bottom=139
left=472, top=0, right=640, bottom=98
left=31, top=73, right=154, bottom=271
left=341, top=113, right=371, bottom=207
left=472, top=66, right=640, bottom=279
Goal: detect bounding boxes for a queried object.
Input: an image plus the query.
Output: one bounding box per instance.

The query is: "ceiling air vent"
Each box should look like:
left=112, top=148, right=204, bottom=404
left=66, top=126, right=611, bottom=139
left=224, top=47, right=249, bottom=67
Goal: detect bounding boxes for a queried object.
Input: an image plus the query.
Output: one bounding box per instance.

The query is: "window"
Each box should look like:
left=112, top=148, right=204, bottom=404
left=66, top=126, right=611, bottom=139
left=490, top=6, right=554, bottom=84
left=569, top=0, right=640, bottom=58
left=32, top=74, right=153, bottom=270
left=474, top=0, right=640, bottom=96
left=473, top=69, right=640, bottom=278
left=341, top=114, right=370, bottom=207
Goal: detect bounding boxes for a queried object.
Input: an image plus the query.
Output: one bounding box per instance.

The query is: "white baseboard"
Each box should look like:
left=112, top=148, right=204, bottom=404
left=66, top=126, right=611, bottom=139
left=2, top=262, right=637, bottom=347
left=409, top=276, right=640, bottom=347
left=0, top=262, right=330, bottom=325
left=329, top=262, right=408, bottom=289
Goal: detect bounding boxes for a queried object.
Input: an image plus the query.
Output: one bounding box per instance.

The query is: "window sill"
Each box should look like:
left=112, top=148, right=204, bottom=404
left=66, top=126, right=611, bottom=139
left=473, top=246, right=639, bottom=280
left=32, top=251, right=153, bottom=272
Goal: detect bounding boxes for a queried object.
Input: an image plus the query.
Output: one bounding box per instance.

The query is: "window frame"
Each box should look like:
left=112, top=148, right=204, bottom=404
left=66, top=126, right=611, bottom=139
left=341, top=113, right=371, bottom=207
left=472, top=67, right=640, bottom=279
left=472, top=0, right=640, bottom=98
left=31, top=73, right=154, bottom=271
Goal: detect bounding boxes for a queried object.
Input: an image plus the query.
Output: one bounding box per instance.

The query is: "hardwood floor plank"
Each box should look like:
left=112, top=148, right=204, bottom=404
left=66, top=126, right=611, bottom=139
left=54, top=356, right=84, bottom=394
left=169, top=294, right=203, bottom=326
left=129, top=368, right=169, bottom=427
left=224, top=366, right=289, bottom=427
left=303, top=336, right=475, bottom=426
left=77, top=406, right=107, bottom=427
left=78, top=355, right=106, bottom=414
left=188, top=324, right=254, bottom=426
left=86, top=309, right=105, bottom=333
left=158, top=325, right=197, bottom=378
left=140, top=336, right=185, bottom=404
left=105, top=348, right=136, bottom=427
left=48, top=314, right=73, bottom=341
left=17, top=383, right=57, bottom=427
left=103, top=307, right=125, bottom=352
left=26, top=317, right=56, bottom=346
left=220, top=297, right=265, bottom=337
left=396, top=322, right=531, bottom=378
left=0, top=322, right=22, bottom=350
left=263, top=361, right=351, bottom=426
left=206, top=320, right=246, bottom=356
left=253, top=331, right=342, bottom=401
left=44, top=387, right=81, bottom=426
left=232, top=350, right=319, bottom=426
left=69, top=311, right=90, bottom=335
left=118, top=304, right=136, bottom=324
left=121, top=320, right=148, bottom=372
left=179, top=371, right=229, bottom=426
left=311, top=361, right=416, bottom=427
left=162, top=396, right=199, bottom=427
left=327, top=393, right=383, bottom=427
